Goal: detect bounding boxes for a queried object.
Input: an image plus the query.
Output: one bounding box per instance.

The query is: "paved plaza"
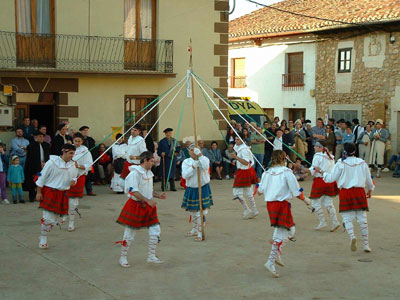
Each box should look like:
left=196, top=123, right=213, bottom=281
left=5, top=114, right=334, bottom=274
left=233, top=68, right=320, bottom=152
left=0, top=174, right=399, bottom=300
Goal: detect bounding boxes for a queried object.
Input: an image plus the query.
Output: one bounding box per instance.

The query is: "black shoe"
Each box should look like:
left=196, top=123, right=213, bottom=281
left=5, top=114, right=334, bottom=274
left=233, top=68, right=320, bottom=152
left=13, top=201, right=17, bottom=204
left=19, top=199, right=25, bottom=203
left=117, top=192, right=124, bottom=194
left=169, top=179, right=177, bottom=192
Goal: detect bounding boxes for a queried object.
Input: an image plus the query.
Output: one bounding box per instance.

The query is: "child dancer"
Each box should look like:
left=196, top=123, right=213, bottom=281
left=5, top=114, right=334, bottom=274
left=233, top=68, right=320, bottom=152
left=7, top=156, right=25, bottom=204
left=320, top=143, right=374, bottom=252
left=111, top=133, right=127, bottom=193
left=231, top=133, right=259, bottom=219
left=116, top=151, right=166, bottom=267
left=63, top=133, right=93, bottom=231
left=258, top=150, right=310, bottom=278
left=181, top=144, right=213, bottom=241
left=36, top=144, right=77, bottom=249
left=309, top=141, right=340, bottom=231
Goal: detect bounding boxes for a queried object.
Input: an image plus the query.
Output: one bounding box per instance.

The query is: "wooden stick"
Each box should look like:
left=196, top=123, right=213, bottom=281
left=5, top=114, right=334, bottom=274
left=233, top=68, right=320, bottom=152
left=162, top=155, right=166, bottom=191
left=189, top=40, right=205, bottom=240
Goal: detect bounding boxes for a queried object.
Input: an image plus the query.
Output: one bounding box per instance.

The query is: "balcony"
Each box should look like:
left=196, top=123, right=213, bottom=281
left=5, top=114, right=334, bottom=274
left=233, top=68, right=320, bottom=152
left=282, top=73, right=305, bottom=90
left=230, top=76, right=247, bottom=88
left=0, top=31, right=174, bottom=76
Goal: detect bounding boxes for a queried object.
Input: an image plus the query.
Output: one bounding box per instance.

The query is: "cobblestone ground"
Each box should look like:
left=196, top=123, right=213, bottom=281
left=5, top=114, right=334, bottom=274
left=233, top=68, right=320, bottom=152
left=0, top=173, right=399, bottom=300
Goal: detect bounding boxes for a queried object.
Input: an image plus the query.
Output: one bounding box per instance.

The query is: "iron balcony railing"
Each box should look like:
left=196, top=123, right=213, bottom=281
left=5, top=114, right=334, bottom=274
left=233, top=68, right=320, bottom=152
left=282, top=73, right=305, bottom=90
left=0, top=31, right=173, bottom=73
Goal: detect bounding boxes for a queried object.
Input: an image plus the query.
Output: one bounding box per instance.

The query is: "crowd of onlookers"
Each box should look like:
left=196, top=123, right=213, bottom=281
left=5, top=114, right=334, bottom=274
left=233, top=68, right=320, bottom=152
left=0, top=114, right=397, bottom=204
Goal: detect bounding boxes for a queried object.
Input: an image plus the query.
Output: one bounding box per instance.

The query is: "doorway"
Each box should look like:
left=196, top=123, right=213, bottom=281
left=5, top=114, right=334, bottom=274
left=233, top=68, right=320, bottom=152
left=288, top=108, right=306, bottom=121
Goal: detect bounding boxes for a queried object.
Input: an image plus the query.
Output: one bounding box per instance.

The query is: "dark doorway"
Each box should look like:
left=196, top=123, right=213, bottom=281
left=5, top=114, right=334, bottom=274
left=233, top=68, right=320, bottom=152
left=30, top=105, right=55, bottom=136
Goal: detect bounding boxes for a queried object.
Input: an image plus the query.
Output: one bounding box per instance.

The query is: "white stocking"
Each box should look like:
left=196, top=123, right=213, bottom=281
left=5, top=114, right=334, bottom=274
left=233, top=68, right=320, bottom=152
left=341, top=211, right=356, bottom=240
left=148, top=225, right=161, bottom=260
left=190, top=212, right=200, bottom=235
left=233, top=188, right=249, bottom=211
left=356, top=211, right=369, bottom=247
left=312, top=198, right=326, bottom=224
left=40, top=211, right=57, bottom=245
left=323, top=196, right=339, bottom=224
left=245, top=187, right=257, bottom=212
left=68, top=197, right=79, bottom=229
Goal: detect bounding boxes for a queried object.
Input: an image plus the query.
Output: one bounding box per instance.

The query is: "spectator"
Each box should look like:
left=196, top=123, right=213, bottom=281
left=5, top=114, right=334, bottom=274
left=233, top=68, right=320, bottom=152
left=263, top=121, right=275, bottom=168
left=175, top=140, right=191, bottom=181
left=288, top=120, right=294, bottom=131
left=79, top=126, right=97, bottom=196
left=250, top=125, right=266, bottom=179
left=223, top=142, right=237, bottom=179
left=357, top=124, right=373, bottom=161
left=280, top=120, right=287, bottom=130
left=293, top=119, right=307, bottom=161
left=39, top=125, right=52, bottom=145
left=283, top=127, right=295, bottom=158
left=342, top=121, right=355, bottom=144
left=153, top=142, right=161, bottom=182
left=242, top=128, right=251, bottom=146
left=291, top=158, right=309, bottom=181
left=0, top=143, right=10, bottom=204
left=142, top=129, right=155, bottom=153
left=389, top=153, right=400, bottom=177
left=370, top=119, right=390, bottom=177
left=334, top=120, right=347, bottom=160
left=311, top=118, right=326, bottom=146
left=273, top=116, right=280, bottom=124
left=31, top=119, right=39, bottom=134
left=97, top=143, right=113, bottom=185
left=7, top=156, right=25, bottom=204
left=352, top=118, right=363, bottom=156
left=325, top=125, right=336, bottom=153
left=198, top=140, right=210, bottom=159
left=110, top=133, right=127, bottom=193
left=24, top=131, right=50, bottom=202
left=328, top=118, right=335, bottom=129
left=236, top=123, right=243, bottom=133
left=230, top=119, right=237, bottom=130
left=305, top=123, right=313, bottom=166
left=273, top=129, right=283, bottom=150
left=225, top=127, right=235, bottom=145
left=51, top=123, right=72, bottom=155
left=208, top=141, right=223, bottom=180
left=20, top=117, right=35, bottom=141
left=10, top=128, right=30, bottom=168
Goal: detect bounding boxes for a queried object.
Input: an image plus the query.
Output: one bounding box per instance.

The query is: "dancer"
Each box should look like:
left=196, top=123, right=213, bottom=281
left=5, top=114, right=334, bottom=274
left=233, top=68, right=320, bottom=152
left=319, top=143, right=374, bottom=252
left=258, top=150, right=310, bottom=278
left=181, top=144, right=213, bottom=241
left=231, top=133, right=259, bottom=219
left=116, top=151, right=166, bottom=267
left=64, top=133, right=93, bottom=231
left=36, top=144, right=77, bottom=249
left=120, top=124, right=147, bottom=179
left=110, top=133, right=127, bottom=193
left=309, top=141, right=340, bottom=231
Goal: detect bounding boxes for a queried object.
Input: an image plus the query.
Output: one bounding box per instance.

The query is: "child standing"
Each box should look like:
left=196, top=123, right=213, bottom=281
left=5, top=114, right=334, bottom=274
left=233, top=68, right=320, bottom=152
left=0, top=143, right=10, bottom=204
left=258, top=150, right=310, bottom=278
left=7, top=156, right=25, bottom=204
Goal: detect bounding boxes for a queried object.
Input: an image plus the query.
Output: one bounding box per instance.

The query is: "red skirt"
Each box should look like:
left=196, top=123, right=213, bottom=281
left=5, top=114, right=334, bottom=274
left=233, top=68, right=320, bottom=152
left=339, top=187, right=368, bottom=212
left=120, top=161, right=133, bottom=179
left=233, top=167, right=258, bottom=188
left=117, top=198, right=159, bottom=229
left=67, top=175, right=86, bottom=198
left=267, top=201, right=294, bottom=230
left=310, top=177, right=339, bottom=198
left=40, top=186, right=69, bottom=216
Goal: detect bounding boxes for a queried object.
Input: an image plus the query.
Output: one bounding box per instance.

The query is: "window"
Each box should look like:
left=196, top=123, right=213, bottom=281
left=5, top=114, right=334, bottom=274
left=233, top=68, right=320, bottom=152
left=124, top=95, right=158, bottom=139
left=230, top=58, right=246, bottom=88
left=338, top=48, right=352, bottom=73
left=124, top=0, right=157, bottom=70
left=15, top=0, right=55, bottom=67
left=282, top=52, right=304, bottom=89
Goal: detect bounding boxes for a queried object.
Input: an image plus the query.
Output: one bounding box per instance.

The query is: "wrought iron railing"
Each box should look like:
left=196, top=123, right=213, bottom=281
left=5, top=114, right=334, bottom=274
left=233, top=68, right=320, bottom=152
left=0, top=31, right=173, bottom=73
left=230, top=76, right=247, bottom=88
left=282, top=73, right=305, bottom=90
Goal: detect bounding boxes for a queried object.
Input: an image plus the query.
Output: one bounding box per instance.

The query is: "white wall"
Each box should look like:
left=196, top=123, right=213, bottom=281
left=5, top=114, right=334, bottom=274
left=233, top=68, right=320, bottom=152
left=228, top=42, right=317, bottom=123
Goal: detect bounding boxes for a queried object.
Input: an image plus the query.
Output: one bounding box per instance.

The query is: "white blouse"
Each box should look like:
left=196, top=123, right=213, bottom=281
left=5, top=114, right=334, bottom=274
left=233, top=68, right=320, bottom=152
left=323, top=157, right=375, bottom=190
left=182, top=156, right=210, bottom=188
left=126, top=136, right=147, bottom=164
left=112, top=143, right=128, bottom=160
left=258, top=166, right=301, bottom=202
left=73, top=145, right=93, bottom=176
left=36, top=155, right=77, bottom=190
left=234, top=143, right=253, bottom=170
left=124, top=165, right=154, bottom=200
left=309, top=152, right=335, bottom=178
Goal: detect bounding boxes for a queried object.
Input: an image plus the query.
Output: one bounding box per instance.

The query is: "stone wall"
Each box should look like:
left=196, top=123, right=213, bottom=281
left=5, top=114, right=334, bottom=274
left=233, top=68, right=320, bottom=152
left=315, top=28, right=400, bottom=152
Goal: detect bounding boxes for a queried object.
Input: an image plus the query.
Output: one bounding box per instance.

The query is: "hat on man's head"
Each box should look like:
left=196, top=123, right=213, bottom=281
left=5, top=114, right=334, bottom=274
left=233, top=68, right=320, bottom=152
left=376, top=119, right=384, bottom=124
left=163, top=128, right=173, bottom=133
left=79, top=126, right=89, bottom=131
left=11, top=155, right=19, bottom=161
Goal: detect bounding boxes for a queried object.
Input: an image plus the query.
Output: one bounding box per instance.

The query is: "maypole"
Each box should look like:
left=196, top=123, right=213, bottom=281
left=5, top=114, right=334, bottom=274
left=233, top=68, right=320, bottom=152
left=188, top=40, right=205, bottom=240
